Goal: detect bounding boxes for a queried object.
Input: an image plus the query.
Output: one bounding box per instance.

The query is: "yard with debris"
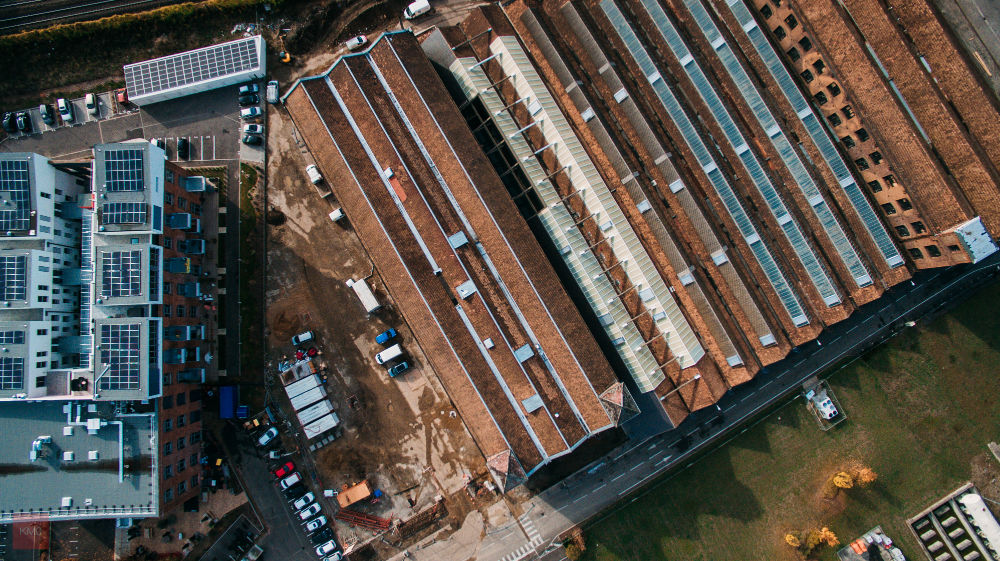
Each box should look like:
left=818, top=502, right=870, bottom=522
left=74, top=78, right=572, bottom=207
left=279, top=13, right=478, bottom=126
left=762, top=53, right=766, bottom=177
left=582, top=281, right=1000, bottom=561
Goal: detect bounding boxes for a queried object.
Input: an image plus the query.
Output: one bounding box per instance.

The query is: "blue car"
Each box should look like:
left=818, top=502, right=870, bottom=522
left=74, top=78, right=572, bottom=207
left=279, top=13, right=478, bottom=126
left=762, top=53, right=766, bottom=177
left=388, top=361, right=410, bottom=378
left=375, top=328, right=397, bottom=346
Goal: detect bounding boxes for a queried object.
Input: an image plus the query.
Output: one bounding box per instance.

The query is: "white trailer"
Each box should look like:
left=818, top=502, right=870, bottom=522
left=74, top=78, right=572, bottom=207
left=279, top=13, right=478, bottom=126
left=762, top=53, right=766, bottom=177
left=303, top=413, right=340, bottom=440
left=290, top=386, right=327, bottom=411
left=297, top=400, right=334, bottom=426
left=346, top=278, right=382, bottom=314
left=284, top=374, right=320, bottom=400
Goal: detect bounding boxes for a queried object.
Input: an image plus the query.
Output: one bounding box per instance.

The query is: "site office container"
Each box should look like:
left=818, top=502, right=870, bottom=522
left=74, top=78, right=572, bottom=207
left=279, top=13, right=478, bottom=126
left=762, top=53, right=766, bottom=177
left=303, top=412, right=340, bottom=440
left=346, top=278, right=382, bottom=314
left=284, top=374, right=321, bottom=399
left=290, top=386, right=327, bottom=411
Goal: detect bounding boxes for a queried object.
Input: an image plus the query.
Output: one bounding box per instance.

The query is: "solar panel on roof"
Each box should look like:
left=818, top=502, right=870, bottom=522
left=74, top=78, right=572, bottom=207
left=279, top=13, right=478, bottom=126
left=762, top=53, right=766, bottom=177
left=99, top=323, right=140, bottom=390
left=124, top=37, right=260, bottom=97
left=104, top=149, right=144, bottom=192
left=101, top=250, right=142, bottom=298
left=102, top=202, right=147, bottom=225
left=0, top=357, right=24, bottom=390
left=0, top=160, right=32, bottom=232
left=0, top=255, right=26, bottom=302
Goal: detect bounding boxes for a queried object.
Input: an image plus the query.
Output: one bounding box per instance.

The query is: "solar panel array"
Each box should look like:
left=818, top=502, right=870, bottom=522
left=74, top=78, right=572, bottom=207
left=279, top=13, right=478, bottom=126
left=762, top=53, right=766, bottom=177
left=0, top=357, right=24, bottom=390
left=99, top=324, right=141, bottom=390
left=0, top=330, right=24, bottom=344
left=0, top=160, right=32, bottom=232
left=102, top=202, right=148, bottom=224
left=101, top=250, right=142, bottom=298
left=103, top=149, right=145, bottom=192
left=0, top=256, right=26, bottom=302
left=124, top=37, right=260, bottom=97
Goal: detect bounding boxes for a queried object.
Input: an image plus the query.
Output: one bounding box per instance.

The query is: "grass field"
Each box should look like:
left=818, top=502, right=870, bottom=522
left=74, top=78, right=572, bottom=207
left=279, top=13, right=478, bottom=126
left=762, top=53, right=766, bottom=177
left=582, top=281, right=1000, bottom=561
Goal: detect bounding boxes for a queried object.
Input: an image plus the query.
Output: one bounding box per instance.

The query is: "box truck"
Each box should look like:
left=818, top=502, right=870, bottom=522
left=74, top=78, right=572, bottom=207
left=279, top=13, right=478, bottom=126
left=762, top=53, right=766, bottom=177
left=284, top=374, right=320, bottom=400
left=375, top=344, right=403, bottom=365
left=297, top=400, right=334, bottom=426
left=303, top=413, right=340, bottom=440
left=346, top=278, right=382, bottom=314
left=290, top=386, right=327, bottom=411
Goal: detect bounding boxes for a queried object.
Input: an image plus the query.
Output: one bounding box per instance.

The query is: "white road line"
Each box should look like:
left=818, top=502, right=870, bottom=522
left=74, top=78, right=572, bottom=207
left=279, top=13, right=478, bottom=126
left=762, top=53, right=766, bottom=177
left=847, top=323, right=860, bottom=334
left=613, top=450, right=629, bottom=462
left=828, top=336, right=842, bottom=345
left=572, top=494, right=588, bottom=503
left=646, top=443, right=657, bottom=451
left=630, top=463, right=643, bottom=471
left=656, top=454, right=673, bottom=465
left=611, top=472, right=625, bottom=482
left=212, top=136, right=216, bottom=160
left=592, top=483, right=606, bottom=492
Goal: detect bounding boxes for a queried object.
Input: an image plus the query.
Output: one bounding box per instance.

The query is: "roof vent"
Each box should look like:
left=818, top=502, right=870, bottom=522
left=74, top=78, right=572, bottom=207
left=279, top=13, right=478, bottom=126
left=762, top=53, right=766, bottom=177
left=88, top=450, right=99, bottom=460
left=61, top=497, right=72, bottom=508
left=63, top=426, right=73, bottom=436
left=63, top=451, right=74, bottom=461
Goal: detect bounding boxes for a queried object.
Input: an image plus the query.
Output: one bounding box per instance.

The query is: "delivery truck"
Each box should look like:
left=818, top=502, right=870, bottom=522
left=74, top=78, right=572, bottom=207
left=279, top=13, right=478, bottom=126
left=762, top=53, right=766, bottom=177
left=290, top=386, right=327, bottom=411
left=346, top=278, right=382, bottom=314
left=297, top=400, right=334, bottom=426
left=303, top=413, right=340, bottom=440
left=284, top=374, right=320, bottom=400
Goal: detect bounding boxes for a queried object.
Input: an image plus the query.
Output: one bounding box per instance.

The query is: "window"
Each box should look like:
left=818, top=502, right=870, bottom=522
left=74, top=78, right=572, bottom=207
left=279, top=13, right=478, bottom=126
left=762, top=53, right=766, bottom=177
left=188, top=306, right=197, bottom=317
left=910, top=221, right=926, bottom=234
left=867, top=180, right=882, bottom=193
left=927, top=245, right=941, bottom=257
left=784, top=14, right=798, bottom=29
left=176, top=392, right=186, bottom=406
left=842, top=135, right=856, bottom=148
left=164, top=418, right=173, bottom=432
left=177, top=198, right=187, bottom=210
left=798, top=36, right=812, bottom=52
left=177, top=306, right=185, bottom=317
left=760, top=4, right=773, bottom=18
left=909, top=247, right=924, bottom=259
left=774, top=26, right=787, bottom=40
left=162, top=395, right=173, bottom=409
left=36, top=377, right=45, bottom=388
left=813, top=60, right=826, bottom=74
left=814, top=91, right=828, bottom=105
left=191, top=410, right=202, bottom=423
left=800, top=69, right=813, bottom=83
left=163, top=305, right=171, bottom=317
left=163, top=282, right=171, bottom=294
left=190, top=203, right=202, bottom=216
left=163, top=373, right=172, bottom=386
left=881, top=203, right=897, bottom=215
left=178, top=414, right=186, bottom=428
left=191, top=474, right=199, bottom=488
left=165, top=488, right=173, bottom=502
left=165, top=169, right=175, bottom=184
left=163, top=237, right=172, bottom=250
left=165, top=193, right=174, bottom=205
left=164, top=465, right=173, bottom=479
left=842, top=105, right=854, bottom=119
left=828, top=113, right=842, bottom=126
left=897, top=198, right=913, bottom=211
left=895, top=225, right=910, bottom=237
left=178, top=436, right=186, bottom=450
left=854, top=157, right=869, bottom=170
left=190, top=389, right=201, bottom=402
left=190, top=431, right=202, bottom=444
left=190, top=453, right=198, bottom=465
left=164, top=442, right=172, bottom=455
left=177, top=481, right=186, bottom=494
left=787, top=47, right=800, bottom=61
left=856, top=128, right=869, bottom=141
left=870, top=151, right=882, bottom=165
left=178, top=458, right=186, bottom=472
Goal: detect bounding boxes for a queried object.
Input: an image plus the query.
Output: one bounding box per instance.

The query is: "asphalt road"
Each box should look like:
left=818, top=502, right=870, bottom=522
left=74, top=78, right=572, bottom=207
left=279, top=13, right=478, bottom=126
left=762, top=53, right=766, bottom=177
left=450, top=253, right=1000, bottom=561
left=934, top=0, right=1000, bottom=94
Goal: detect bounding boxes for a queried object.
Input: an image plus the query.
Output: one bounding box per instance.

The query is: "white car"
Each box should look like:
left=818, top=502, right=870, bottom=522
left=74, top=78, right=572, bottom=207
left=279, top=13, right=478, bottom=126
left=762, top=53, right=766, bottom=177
left=292, top=330, right=314, bottom=346
left=240, top=107, right=262, bottom=119
left=57, top=98, right=73, bottom=123
left=257, top=427, right=278, bottom=447
left=315, top=540, right=340, bottom=557
left=304, top=515, right=327, bottom=533
left=85, top=93, right=98, bottom=117
left=345, top=35, right=368, bottom=51
left=292, top=492, right=315, bottom=511
left=305, top=165, right=323, bottom=185
left=243, top=124, right=264, bottom=135
left=266, top=80, right=279, bottom=104
left=279, top=472, right=302, bottom=490
left=298, top=502, right=322, bottom=521
left=322, top=554, right=342, bottom=561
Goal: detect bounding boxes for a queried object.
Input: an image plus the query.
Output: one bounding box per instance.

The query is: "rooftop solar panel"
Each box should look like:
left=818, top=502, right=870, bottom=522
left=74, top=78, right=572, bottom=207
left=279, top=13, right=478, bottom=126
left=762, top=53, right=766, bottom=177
left=124, top=37, right=261, bottom=97
left=104, top=149, right=145, bottom=192
left=0, top=160, right=32, bottom=232
left=99, top=324, right=140, bottom=391
left=102, top=202, right=147, bottom=225
left=0, top=256, right=26, bottom=302
left=0, top=357, right=24, bottom=390
left=101, top=250, right=142, bottom=298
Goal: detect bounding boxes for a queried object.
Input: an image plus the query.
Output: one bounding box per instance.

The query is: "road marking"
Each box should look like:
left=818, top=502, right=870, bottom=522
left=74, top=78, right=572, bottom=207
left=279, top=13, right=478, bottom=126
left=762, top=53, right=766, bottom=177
left=611, top=472, right=626, bottom=482
left=613, top=450, right=629, bottom=462
left=592, top=483, right=606, bottom=492
left=656, top=454, right=672, bottom=465
left=630, top=463, right=643, bottom=471
left=847, top=323, right=860, bottom=334
left=572, top=494, right=588, bottom=503
left=828, top=335, right=841, bottom=345
left=646, top=443, right=657, bottom=451
left=212, top=135, right=217, bottom=160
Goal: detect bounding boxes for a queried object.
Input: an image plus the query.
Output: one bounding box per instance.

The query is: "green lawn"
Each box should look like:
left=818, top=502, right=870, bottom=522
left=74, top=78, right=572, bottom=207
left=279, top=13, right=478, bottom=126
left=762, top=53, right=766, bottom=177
left=583, top=281, right=1000, bottom=561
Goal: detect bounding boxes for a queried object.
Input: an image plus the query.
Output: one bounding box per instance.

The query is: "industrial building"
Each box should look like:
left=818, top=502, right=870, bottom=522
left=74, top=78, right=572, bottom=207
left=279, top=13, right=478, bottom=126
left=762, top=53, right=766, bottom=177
left=0, top=143, right=213, bottom=521
left=283, top=32, right=637, bottom=489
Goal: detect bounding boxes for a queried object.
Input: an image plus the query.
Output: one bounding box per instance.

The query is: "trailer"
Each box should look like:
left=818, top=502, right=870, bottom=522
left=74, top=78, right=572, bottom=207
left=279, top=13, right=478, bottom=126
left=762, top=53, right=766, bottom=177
left=346, top=278, right=382, bottom=314
left=284, top=374, right=320, bottom=399
left=303, top=412, right=340, bottom=440
left=297, top=400, right=334, bottom=426
left=290, top=386, right=327, bottom=411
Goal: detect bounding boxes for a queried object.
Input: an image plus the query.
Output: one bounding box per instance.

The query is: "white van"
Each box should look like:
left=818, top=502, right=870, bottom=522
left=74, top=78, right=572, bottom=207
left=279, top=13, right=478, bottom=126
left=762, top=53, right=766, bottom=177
left=403, top=0, right=431, bottom=19
left=375, top=344, right=403, bottom=365
left=306, top=165, right=323, bottom=184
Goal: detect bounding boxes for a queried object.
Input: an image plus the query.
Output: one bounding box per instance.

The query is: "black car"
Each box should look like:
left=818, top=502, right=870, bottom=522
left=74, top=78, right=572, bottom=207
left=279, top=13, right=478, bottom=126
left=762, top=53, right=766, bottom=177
left=238, top=94, right=259, bottom=106
left=16, top=112, right=31, bottom=133
left=309, top=527, right=335, bottom=545
left=1, top=112, right=15, bottom=133
left=281, top=482, right=305, bottom=499
left=242, top=134, right=262, bottom=146
left=177, top=137, right=189, bottom=159
left=39, top=104, right=55, bottom=125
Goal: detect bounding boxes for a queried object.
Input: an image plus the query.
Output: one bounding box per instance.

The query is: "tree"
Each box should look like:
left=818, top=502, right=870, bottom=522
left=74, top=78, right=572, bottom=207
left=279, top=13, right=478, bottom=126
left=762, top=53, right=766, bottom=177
left=564, top=543, right=582, bottom=560
left=855, top=467, right=878, bottom=488
left=832, top=471, right=855, bottom=489
left=784, top=533, right=801, bottom=548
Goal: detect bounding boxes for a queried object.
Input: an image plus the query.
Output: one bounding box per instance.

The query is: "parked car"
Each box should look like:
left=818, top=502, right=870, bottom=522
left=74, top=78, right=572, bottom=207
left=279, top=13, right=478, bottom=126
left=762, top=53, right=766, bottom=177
left=266, top=80, right=279, bottom=104
left=243, top=124, right=264, bottom=135
left=322, top=555, right=343, bottom=561
left=292, top=331, right=314, bottom=346
left=16, top=112, right=31, bottom=133
left=239, top=94, right=260, bottom=107
left=240, top=107, right=262, bottom=119
left=239, top=83, right=259, bottom=95
left=305, top=164, right=323, bottom=184
left=2, top=112, right=15, bottom=133
left=304, top=516, right=327, bottom=533
left=39, top=104, right=55, bottom=125
left=257, top=427, right=278, bottom=447
left=298, top=502, right=322, bottom=521
left=56, top=98, right=73, bottom=123
left=280, top=472, right=302, bottom=490
left=310, top=528, right=334, bottom=545
left=85, top=93, right=98, bottom=117
left=282, top=482, right=305, bottom=498
left=272, top=461, right=294, bottom=478
left=115, top=88, right=129, bottom=104
left=345, top=35, right=368, bottom=51
left=242, top=134, right=263, bottom=146
left=239, top=544, right=264, bottom=561
left=177, top=137, right=190, bottom=159
left=292, top=492, right=315, bottom=511
left=315, top=540, right=340, bottom=557
left=388, top=361, right=411, bottom=378
left=375, top=328, right=397, bottom=346
left=376, top=343, right=403, bottom=365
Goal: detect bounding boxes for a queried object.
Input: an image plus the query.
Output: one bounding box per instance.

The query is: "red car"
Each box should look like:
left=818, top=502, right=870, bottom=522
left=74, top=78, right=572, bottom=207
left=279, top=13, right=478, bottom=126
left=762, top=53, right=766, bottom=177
left=273, top=461, right=294, bottom=478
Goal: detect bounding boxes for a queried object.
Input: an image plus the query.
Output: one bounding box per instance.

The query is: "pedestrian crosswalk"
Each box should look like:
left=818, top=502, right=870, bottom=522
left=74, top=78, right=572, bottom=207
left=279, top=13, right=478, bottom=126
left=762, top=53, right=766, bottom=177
left=499, top=514, right=544, bottom=561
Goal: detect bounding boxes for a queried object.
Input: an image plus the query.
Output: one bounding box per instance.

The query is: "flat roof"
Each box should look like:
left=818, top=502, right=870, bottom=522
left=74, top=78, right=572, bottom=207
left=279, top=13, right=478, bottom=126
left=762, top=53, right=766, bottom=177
left=0, top=401, right=157, bottom=523
left=0, top=155, right=35, bottom=235
left=93, top=143, right=163, bottom=233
